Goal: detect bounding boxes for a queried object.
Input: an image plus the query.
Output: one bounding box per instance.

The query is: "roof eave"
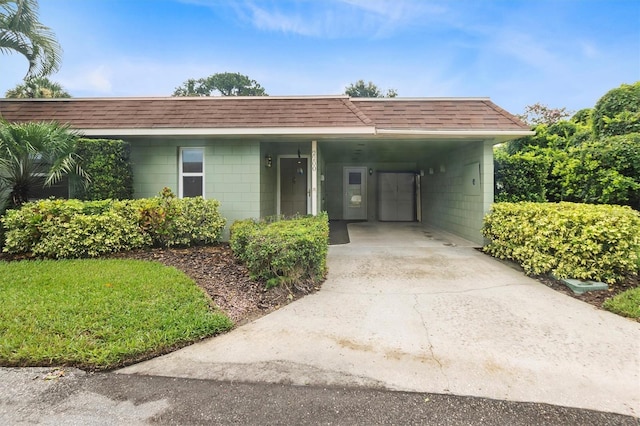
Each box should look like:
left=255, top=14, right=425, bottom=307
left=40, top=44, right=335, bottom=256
left=80, top=126, right=377, bottom=137
left=375, top=128, right=534, bottom=143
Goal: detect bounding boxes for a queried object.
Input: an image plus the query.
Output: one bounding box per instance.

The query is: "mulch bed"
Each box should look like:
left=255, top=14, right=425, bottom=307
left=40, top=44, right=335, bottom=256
left=536, top=273, right=638, bottom=309
left=107, top=244, right=319, bottom=325
left=489, top=254, right=639, bottom=312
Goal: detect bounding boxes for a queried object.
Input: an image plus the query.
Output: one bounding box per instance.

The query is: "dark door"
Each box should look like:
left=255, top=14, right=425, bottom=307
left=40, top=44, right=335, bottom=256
left=280, top=158, right=308, bottom=217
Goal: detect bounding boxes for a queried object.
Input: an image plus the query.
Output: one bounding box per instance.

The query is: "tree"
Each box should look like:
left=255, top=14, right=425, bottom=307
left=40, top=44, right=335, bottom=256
left=516, top=103, right=571, bottom=126
left=0, top=121, right=88, bottom=209
left=173, top=72, right=267, bottom=96
left=344, top=80, right=397, bottom=98
left=5, top=76, right=70, bottom=98
left=592, top=81, right=640, bottom=137
left=0, top=0, right=62, bottom=77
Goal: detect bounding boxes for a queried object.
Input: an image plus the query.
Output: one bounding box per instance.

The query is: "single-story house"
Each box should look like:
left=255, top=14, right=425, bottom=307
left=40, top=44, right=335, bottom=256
left=0, top=96, right=532, bottom=244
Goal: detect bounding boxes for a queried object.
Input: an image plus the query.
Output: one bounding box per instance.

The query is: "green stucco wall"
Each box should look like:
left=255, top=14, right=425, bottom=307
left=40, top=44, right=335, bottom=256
left=420, top=140, right=494, bottom=244
left=129, top=138, right=262, bottom=238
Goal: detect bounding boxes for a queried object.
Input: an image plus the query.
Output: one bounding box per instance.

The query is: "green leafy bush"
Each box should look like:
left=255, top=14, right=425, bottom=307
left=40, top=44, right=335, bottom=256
left=75, top=138, right=134, bottom=200
left=167, top=196, right=226, bottom=246
left=229, top=219, right=263, bottom=262
left=230, top=213, right=329, bottom=288
left=33, top=210, right=149, bottom=258
left=1, top=189, right=226, bottom=258
left=592, top=82, right=640, bottom=137
left=494, top=149, right=549, bottom=202
left=550, top=134, right=640, bottom=209
left=483, top=202, right=640, bottom=283
left=132, top=188, right=225, bottom=247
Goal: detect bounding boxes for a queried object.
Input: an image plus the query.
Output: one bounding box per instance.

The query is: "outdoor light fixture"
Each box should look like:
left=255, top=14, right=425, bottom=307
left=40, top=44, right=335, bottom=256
left=369, top=168, right=373, bottom=176
left=265, top=154, right=272, bottom=168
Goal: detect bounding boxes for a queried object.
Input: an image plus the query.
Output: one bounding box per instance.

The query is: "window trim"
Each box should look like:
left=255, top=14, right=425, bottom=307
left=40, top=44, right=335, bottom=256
left=178, top=147, right=205, bottom=198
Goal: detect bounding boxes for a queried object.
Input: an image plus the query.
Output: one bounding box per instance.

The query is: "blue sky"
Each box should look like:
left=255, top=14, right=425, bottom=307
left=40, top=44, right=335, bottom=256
left=2, top=0, right=639, bottom=115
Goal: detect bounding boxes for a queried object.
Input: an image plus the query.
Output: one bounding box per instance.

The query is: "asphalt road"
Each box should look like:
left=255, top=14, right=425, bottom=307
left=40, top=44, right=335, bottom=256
left=1, top=367, right=637, bottom=425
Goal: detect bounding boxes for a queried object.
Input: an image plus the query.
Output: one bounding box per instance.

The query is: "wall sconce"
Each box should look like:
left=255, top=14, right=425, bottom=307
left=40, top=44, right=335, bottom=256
left=265, top=154, right=272, bottom=168
left=440, top=164, right=446, bottom=173
left=369, top=168, right=373, bottom=176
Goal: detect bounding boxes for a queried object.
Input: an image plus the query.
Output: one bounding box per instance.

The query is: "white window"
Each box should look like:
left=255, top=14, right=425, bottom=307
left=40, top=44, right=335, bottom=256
left=179, top=148, right=204, bottom=198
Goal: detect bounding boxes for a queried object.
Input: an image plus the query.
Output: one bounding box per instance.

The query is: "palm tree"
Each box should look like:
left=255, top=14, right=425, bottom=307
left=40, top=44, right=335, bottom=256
left=0, top=0, right=62, bottom=77
left=5, top=76, right=71, bottom=98
left=0, top=121, right=88, bottom=209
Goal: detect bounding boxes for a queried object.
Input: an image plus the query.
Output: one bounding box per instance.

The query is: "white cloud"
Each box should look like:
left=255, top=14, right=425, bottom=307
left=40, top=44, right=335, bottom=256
left=179, top=0, right=449, bottom=38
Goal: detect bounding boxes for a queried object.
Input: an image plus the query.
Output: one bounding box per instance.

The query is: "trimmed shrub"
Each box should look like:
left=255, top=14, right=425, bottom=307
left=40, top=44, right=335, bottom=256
left=1, top=189, right=226, bottom=258
left=166, top=196, right=226, bottom=246
left=229, top=219, right=263, bottom=262
left=483, top=202, right=640, bottom=283
left=75, top=138, right=134, bottom=200
left=32, top=210, right=149, bottom=258
left=132, top=188, right=225, bottom=247
left=230, top=213, right=329, bottom=288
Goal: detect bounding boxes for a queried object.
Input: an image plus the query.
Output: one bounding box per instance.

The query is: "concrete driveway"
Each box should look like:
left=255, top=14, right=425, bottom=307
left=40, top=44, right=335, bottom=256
left=119, top=222, right=640, bottom=417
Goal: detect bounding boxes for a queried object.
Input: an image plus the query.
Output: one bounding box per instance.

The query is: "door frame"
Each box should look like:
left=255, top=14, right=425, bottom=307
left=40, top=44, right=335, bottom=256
left=277, top=155, right=311, bottom=216
left=343, top=166, right=368, bottom=220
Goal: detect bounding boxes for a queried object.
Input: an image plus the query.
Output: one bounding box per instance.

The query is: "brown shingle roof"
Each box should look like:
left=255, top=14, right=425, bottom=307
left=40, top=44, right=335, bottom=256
left=350, top=98, right=528, bottom=130
left=0, top=96, right=529, bottom=133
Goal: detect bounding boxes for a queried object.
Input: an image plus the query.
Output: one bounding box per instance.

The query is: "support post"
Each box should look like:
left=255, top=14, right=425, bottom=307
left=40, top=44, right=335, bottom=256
left=311, top=140, right=318, bottom=215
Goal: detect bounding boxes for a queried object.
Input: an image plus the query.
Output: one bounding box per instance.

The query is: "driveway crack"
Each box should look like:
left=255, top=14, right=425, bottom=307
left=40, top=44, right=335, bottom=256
left=412, top=294, right=450, bottom=392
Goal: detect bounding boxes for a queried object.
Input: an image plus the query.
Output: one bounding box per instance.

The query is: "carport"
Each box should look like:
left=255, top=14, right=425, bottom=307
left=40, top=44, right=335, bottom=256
left=279, top=98, right=531, bottom=243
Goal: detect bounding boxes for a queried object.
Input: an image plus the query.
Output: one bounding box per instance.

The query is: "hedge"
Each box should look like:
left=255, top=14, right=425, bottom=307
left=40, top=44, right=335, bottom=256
left=494, top=149, right=549, bottom=202
left=230, top=213, right=329, bottom=288
left=75, top=138, right=134, bottom=200
left=482, top=202, right=640, bottom=283
left=1, top=189, right=225, bottom=258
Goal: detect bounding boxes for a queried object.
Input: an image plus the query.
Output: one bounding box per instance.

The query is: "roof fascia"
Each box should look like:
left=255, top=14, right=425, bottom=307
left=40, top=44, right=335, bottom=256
left=376, top=129, right=534, bottom=137
left=80, top=126, right=377, bottom=137
left=375, top=128, right=534, bottom=144
left=350, top=97, right=491, bottom=102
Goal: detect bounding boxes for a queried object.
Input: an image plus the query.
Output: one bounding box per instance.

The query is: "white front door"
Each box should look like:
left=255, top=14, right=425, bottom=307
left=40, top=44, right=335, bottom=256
left=343, top=167, right=367, bottom=220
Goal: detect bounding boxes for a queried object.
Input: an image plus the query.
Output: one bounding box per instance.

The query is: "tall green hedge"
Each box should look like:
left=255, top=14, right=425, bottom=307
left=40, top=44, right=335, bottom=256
left=75, top=138, right=134, bottom=200
left=494, top=149, right=549, bottom=202
left=483, top=202, right=640, bottom=283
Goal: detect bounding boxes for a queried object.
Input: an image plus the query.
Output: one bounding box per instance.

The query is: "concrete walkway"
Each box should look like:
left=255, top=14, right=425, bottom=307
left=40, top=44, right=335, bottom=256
left=119, top=222, right=640, bottom=417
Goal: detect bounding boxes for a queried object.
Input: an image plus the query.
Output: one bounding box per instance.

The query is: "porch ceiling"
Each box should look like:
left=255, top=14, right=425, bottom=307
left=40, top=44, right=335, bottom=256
left=320, top=138, right=477, bottom=163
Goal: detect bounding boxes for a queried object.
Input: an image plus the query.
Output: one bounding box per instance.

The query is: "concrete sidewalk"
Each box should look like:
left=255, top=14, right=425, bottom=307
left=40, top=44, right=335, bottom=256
left=119, top=222, right=640, bottom=417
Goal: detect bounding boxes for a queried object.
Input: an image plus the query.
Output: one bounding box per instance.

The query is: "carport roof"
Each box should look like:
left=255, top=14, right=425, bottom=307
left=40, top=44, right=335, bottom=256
left=0, top=95, right=531, bottom=139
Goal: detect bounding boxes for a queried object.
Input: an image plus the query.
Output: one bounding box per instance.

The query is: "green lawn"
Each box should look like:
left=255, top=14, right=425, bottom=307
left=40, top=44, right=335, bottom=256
left=0, top=259, right=232, bottom=370
left=603, top=287, right=640, bottom=321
